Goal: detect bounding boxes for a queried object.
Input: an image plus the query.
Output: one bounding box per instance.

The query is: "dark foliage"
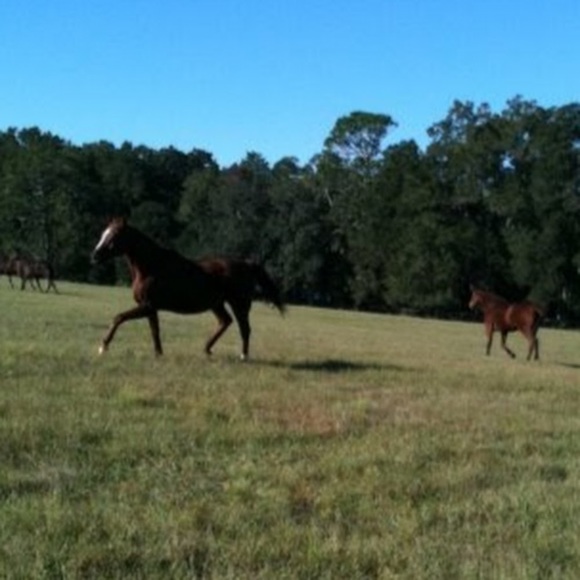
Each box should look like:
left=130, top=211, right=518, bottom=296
left=2, top=99, right=580, bottom=323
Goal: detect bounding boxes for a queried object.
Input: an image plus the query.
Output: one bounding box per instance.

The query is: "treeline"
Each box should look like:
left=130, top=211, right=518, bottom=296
left=1, top=96, right=580, bottom=322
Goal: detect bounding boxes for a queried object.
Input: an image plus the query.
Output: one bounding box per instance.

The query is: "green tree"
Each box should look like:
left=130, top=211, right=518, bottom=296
left=266, top=157, right=335, bottom=304
left=0, top=128, right=75, bottom=268
left=317, top=111, right=397, bottom=307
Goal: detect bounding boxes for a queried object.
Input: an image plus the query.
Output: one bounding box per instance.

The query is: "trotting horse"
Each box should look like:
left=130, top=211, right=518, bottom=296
left=91, top=217, right=285, bottom=358
left=0, top=254, right=16, bottom=288
left=468, top=286, right=542, bottom=360
left=16, top=258, right=58, bottom=293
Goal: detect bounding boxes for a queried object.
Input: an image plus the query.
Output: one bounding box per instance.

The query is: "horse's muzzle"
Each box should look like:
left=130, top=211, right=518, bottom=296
left=91, top=250, right=102, bottom=265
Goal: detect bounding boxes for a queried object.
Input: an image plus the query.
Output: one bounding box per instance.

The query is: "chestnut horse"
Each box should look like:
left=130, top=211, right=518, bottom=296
left=91, top=218, right=285, bottom=358
left=468, top=286, right=542, bottom=360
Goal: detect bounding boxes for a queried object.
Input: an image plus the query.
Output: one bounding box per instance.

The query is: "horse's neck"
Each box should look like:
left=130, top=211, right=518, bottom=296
left=124, top=228, right=197, bottom=279
left=124, top=229, right=168, bottom=277
left=480, top=292, right=508, bottom=310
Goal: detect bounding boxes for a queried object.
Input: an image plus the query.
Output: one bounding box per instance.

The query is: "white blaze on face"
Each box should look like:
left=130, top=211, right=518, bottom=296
left=95, top=226, right=114, bottom=252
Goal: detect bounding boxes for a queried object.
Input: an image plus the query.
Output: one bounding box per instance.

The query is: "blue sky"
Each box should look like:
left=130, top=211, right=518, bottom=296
left=1, top=1, right=578, bottom=167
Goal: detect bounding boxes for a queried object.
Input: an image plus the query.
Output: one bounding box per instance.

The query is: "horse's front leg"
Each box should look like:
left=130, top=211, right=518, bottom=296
left=147, top=310, right=163, bottom=356
left=99, top=304, right=154, bottom=355
left=485, top=323, right=494, bottom=355
left=501, top=331, right=516, bottom=358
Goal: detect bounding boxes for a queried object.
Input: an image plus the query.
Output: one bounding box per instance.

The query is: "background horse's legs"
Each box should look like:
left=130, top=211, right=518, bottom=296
left=100, top=304, right=155, bottom=354
left=45, top=277, right=58, bottom=293
left=205, top=304, right=232, bottom=356
left=500, top=331, right=516, bottom=358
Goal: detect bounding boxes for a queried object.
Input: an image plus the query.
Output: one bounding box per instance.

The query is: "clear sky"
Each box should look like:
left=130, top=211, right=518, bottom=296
left=1, top=1, right=578, bottom=167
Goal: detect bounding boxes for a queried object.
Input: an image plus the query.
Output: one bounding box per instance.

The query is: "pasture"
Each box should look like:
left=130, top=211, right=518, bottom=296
left=1, top=281, right=580, bottom=578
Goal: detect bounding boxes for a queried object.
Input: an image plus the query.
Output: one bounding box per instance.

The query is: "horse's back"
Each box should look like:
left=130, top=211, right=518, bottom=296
left=505, top=302, right=542, bottom=330
left=134, top=256, right=253, bottom=313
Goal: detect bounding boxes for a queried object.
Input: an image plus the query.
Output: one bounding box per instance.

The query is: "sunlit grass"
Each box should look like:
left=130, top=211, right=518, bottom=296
left=1, top=279, right=580, bottom=577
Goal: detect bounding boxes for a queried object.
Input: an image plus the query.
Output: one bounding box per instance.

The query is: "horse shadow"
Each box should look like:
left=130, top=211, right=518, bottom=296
left=556, top=362, right=580, bottom=370
left=255, top=357, right=409, bottom=374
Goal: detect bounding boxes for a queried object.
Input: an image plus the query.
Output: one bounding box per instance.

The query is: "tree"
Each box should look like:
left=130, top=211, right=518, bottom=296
left=318, top=111, right=397, bottom=307
left=266, top=157, right=335, bottom=304
left=0, top=128, right=74, bottom=267
left=176, top=150, right=221, bottom=257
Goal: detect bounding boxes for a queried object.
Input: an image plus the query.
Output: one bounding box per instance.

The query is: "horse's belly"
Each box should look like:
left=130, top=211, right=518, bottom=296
left=152, top=284, right=222, bottom=313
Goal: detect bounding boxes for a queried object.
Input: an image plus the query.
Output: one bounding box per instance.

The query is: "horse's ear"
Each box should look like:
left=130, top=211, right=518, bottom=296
left=109, top=216, right=127, bottom=227
left=469, top=283, right=475, bottom=291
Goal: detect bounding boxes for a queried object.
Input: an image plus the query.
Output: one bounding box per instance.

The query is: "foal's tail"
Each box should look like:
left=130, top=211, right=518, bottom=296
left=251, top=263, right=285, bottom=314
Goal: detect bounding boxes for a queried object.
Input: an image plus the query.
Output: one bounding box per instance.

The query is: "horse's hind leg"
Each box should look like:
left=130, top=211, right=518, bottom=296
left=205, top=304, right=232, bottom=356
left=527, top=333, right=540, bottom=361
left=501, top=331, right=516, bottom=358
left=231, top=301, right=252, bottom=360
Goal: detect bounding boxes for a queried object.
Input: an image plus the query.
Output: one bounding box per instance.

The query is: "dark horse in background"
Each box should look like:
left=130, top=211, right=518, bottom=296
left=91, top=218, right=285, bottom=358
left=0, top=254, right=17, bottom=287
left=468, top=285, right=543, bottom=360
left=0, top=254, right=57, bottom=292
left=14, top=257, right=58, bottom=293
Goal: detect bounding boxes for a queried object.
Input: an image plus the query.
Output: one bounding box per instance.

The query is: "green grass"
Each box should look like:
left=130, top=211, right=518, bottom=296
left=1, top=279, right=580, bottom=578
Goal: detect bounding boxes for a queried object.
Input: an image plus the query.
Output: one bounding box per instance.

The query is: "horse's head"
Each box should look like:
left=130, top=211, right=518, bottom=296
left=92, top=218, right=129, bottom=263
left=468, top=285, right=481, bottom=310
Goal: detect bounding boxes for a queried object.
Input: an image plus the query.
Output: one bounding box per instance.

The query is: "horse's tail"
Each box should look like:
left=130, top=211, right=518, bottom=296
left=250, top=262, right=285, bottom=314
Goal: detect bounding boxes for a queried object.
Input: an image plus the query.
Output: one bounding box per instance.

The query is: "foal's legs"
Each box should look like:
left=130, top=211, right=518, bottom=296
left=500, top=331, right=516, bottom=359
left=99, top=304, right=159, bottom=355
left=485, top=322, right=494, bottom=355
left=525, top=330, right=540, bottom=361
left=205, top=304, right=233, bottom=356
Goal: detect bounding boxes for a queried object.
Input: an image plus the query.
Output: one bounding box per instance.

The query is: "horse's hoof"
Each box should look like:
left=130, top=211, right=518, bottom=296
left=98, top=344, right=107, bottom=355
left=240, top=353, right=248, bottom=362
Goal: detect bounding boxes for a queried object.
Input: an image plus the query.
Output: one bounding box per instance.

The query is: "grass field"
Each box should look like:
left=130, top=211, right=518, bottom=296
left=1, top=279, right=580, bottom=578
